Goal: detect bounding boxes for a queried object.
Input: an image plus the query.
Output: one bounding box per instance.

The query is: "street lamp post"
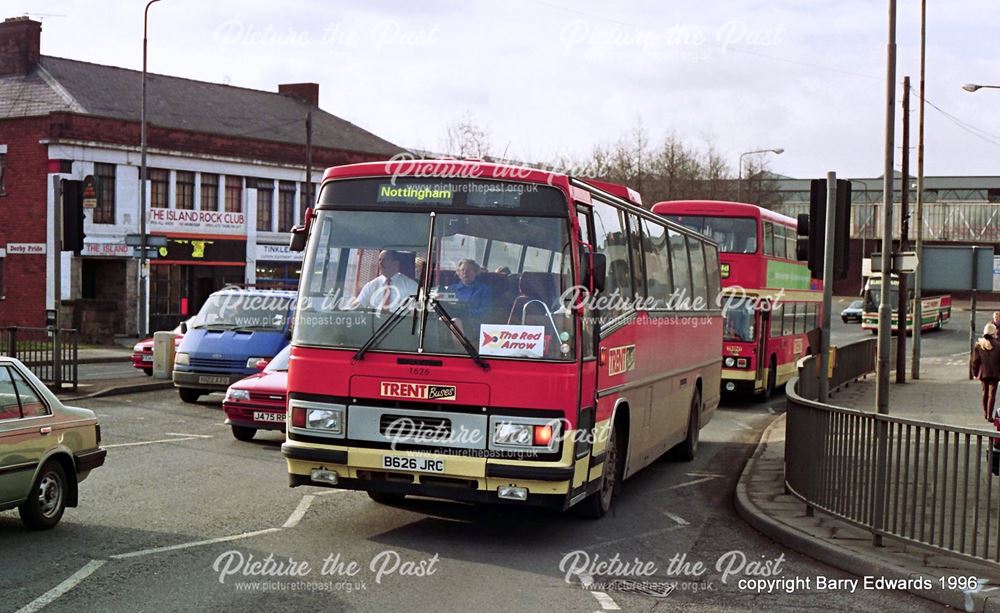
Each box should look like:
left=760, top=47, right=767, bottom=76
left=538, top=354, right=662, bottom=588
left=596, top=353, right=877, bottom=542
left=738, top=148, right=784, bottom=202
left=139, top=0, right=161, bottom=338
left=853, top=180, right=871, bottom=260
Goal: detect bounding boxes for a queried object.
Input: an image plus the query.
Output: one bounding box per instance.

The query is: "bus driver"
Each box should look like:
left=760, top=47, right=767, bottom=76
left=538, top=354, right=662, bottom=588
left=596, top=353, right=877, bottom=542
left=351, top=249, right=419, bottom=311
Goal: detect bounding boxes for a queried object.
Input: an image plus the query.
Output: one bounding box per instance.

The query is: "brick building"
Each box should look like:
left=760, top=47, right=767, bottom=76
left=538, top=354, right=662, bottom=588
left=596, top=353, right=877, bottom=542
left=0, top=16, right=402, bottom=340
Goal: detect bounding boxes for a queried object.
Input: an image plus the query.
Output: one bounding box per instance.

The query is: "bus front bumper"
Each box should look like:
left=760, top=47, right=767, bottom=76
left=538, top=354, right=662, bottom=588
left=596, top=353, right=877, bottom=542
left=281, top=442, right=589, bottom=510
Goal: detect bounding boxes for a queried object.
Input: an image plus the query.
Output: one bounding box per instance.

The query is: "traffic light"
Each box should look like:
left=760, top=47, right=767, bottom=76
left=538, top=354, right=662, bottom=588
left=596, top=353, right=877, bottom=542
left=61, top=179, right=86, bottom=254
left=804, top=179, right=852, bottom=280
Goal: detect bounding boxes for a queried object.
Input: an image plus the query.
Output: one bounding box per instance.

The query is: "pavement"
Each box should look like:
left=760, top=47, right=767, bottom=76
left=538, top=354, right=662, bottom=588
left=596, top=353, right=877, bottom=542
left=737, top=328, right=1000, bottom=611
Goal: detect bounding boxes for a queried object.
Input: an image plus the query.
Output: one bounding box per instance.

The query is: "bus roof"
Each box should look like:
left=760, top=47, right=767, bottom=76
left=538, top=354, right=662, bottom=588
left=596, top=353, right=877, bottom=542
left=319, top=160, right=646, bottom=207
left=651, top=200, right=797, bottom=227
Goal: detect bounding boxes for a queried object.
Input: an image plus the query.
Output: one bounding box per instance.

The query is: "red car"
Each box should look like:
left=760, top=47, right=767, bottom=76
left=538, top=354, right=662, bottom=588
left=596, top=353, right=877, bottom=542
left=222, top=345, right=289, bottom=441
left=131, top=321, right=187, bottom=376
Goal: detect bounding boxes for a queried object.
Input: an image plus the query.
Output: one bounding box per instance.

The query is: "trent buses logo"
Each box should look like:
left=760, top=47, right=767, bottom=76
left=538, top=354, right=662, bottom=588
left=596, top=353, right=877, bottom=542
left=380, top=381, right=457, bottom=402
left=607, top=345, right=635, bottom=377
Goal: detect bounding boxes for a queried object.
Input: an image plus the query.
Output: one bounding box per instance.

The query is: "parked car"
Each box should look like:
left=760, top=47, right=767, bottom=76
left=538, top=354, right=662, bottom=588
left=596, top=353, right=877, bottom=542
left=131, top=320, right=189, bottom=376
left=173, top=288, right=295, bottom=404
left=222, top=345, right=290, bottom=441
left=0, top=357, right=106, bottom=530
left=841, top=300, right=863, bottom=323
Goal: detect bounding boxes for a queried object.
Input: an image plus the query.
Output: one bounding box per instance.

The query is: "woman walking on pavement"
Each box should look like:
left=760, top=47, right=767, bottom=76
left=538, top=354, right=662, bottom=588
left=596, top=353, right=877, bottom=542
left=972, top=322, right=1000, bottom=422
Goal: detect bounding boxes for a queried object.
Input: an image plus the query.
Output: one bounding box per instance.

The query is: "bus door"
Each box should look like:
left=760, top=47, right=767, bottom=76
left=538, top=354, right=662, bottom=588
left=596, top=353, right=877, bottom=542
left=576, top=208, right=600, bottom=488
left=754, top=302, right=771, bottom=388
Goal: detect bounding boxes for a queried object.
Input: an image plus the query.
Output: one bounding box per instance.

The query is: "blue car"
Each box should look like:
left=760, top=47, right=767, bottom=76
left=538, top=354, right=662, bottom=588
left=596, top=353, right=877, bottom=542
left=173, top=288, right=296, bottom=403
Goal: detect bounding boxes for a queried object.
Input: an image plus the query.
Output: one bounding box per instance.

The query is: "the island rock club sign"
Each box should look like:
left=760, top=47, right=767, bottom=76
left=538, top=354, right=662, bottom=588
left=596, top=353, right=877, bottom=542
left=148, top=208, right=246, bottom=236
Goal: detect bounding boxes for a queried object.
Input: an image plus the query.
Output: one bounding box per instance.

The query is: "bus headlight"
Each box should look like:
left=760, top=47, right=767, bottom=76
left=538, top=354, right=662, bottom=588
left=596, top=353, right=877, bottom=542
left=175, top=352, right=190, bottom=366
left=289, top=400, right=346, bottom=438
left=306, top=408, right=343, bottom=433
left=490, top=417, right=561, bottom=452
left=724, top=357, right=736, bottom=367
left=494, top=423, right=533, bottom=446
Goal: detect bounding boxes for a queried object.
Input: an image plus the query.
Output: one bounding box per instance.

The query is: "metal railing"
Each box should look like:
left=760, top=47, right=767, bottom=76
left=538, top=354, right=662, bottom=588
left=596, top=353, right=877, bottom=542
left=0, top=327, right=79, bottom=390
left=786, top=338, right=1000, bottom=568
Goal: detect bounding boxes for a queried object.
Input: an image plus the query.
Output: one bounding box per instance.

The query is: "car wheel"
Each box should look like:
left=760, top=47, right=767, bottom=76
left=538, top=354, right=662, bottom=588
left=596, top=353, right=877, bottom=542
left=367, top=491, right=406, bottom=505
left=231, top=425, right=256, bottom=442
left=575, top=424, right=621, bottom=519
left=178, top=388, right=203, bottom=403
left=842, top=317, right=848, bottom=323
left=19, top=461, right=68, bottom=530
left=143, top=368, right=153, bottom=376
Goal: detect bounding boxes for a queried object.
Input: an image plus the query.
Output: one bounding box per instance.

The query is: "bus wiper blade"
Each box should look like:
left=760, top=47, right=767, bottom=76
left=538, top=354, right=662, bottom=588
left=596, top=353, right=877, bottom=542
left=353, top=297, right=415, bottom=361
left=430, top=299, right=489, bottom=371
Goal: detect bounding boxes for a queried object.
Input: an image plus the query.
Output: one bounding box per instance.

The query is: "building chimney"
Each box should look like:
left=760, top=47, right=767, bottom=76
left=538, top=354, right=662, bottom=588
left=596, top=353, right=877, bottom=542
left=0, top=16, right=41, bottom=77
left=278, top=82, right=319, bottom=106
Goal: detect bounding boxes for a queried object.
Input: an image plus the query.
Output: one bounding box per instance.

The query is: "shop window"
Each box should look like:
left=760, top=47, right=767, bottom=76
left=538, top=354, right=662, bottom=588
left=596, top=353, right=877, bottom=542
left=149, top=168, right=169, bottom=209
left=175, top=171, right=194, bottom=210
left=225, top=176, right=243, bottom=212
left=278, top=181, right=296, bottom=232
left=256, top=180, right=274, bottom=232
left=93, top=162, right=116, bottom=224
left=201, top=173, right=219, bottom=211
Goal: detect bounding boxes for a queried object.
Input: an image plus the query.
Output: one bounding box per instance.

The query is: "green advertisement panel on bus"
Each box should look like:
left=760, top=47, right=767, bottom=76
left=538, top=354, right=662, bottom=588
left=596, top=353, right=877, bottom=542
left=766, top=260, right=811, bottom=290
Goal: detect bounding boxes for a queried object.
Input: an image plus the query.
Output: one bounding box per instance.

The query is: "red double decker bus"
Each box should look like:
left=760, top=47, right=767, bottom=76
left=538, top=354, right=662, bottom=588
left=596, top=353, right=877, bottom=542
left=281, top=160, right=721, bottom=517
left=652, top=200, right=820, bottom=399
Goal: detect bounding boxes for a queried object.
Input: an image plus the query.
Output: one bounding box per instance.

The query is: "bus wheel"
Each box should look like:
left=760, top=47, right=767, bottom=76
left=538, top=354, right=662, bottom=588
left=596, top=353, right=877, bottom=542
left=575, top=425, right=620, bottom=519
left=368, top=491, right=406, bottom=505
left=676, top=388, right=702, bottom=462
left=757, top=358, right=776, bottom=401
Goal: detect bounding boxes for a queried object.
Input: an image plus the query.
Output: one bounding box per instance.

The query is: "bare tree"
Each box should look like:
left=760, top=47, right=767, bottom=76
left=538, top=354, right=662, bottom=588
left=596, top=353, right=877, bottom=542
left=442, top=112, right=492, bottom=159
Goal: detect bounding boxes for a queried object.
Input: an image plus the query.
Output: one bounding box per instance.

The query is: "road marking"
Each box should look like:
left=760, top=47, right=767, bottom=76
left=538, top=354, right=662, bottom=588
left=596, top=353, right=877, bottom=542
left=15, top=559, right=106, bottom=613
left=667, top=476, right=718, bottom=490
left=104, top=436, right=210, bottom=449
left=590, top=591, right=621, bottom=610
left=283, top=495, right=315, bottom=528
left=685, top=471, right=724, bottom=478
left=164, top=432, right=214, bottom=438
left=661, top=511, right=689, bottom=526
left=768, top=407, right=776, bottom=415
left=110, top=528, right=281, bottom=560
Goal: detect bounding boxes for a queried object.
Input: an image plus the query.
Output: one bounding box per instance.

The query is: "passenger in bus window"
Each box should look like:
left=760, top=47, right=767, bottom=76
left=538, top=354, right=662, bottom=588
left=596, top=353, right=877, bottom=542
left=448, top=258, right=494, bottom=319
left=351, top=249, right=419, bottom=311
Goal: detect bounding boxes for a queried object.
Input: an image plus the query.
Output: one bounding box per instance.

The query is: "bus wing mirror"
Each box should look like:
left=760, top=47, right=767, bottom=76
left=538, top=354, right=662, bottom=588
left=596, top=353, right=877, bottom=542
left=591, top=253, right=607, bottom=293
left=288, top=207, right=314, bottom=252
left=179, top=320, right=188, bottom=334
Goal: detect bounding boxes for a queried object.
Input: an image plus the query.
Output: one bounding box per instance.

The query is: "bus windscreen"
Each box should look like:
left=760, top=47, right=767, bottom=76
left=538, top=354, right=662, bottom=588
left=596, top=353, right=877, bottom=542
left=663, top=215, right=757, bottom=254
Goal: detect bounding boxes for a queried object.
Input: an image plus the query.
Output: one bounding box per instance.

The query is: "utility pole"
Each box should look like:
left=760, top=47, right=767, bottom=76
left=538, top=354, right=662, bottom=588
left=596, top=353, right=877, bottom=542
left=896, top=76, right=910, bottom=384
left=912, top=0, right=926, bottom=380
left=873, top=0, right=897, bottom=550
left=139, top=0, right=161, bottom=338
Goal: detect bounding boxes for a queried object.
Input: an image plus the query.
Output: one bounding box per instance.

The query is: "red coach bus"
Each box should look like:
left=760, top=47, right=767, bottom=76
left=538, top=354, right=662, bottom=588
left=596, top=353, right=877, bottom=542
left=281, top=160, right=722, bottom=517
left=652, top=201, right=819, bottom=399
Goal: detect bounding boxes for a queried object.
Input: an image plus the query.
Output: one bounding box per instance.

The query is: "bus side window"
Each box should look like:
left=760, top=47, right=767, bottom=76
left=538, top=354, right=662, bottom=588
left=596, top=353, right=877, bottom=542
left=770, top=304, right=784, bottom=337
left=763, top=222, right=774, bottom=257
left=592, top=200, right=631, bottom=320
left=785, top=228, right=797, bottom=261
left=773, top=224, right=786, bottom=259
left=687, top=238, right=709, bottom=309
left=627, top=213, right=646, bottom=301
left=807, top=303, right=818, bottom=331
left=668, top=229, right=693, bottom=308
left=795, top=303, right=806, bottom=334
left=641, top=218, right=672, bottom=308
left=703, top=242, right=720, bottom=308
left=784, top=301, right=796, bottom=336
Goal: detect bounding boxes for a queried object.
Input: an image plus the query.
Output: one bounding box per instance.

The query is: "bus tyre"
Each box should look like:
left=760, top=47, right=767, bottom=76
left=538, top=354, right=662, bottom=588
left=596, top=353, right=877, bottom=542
left=19, top=461, right=68, bottom=530
left=368, top=491, right=406, bottom=505
left=576, top=425, right=620, bottom=519
left=143, top=368, right=153, bottom=376
left=231, top=425, right=256, bottom=442
left=676, top=389, right=702, bottom=462
left=178, top=388, right=202, bottom=404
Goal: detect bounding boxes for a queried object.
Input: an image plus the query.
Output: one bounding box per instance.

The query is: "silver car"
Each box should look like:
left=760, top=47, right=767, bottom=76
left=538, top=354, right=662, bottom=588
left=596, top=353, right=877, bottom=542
left=0, top=357, right=106, bottom=530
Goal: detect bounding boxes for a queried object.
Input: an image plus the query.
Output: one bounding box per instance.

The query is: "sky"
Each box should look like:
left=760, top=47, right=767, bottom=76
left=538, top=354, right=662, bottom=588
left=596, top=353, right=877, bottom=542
left=13, top=0, right=1000, bottom=179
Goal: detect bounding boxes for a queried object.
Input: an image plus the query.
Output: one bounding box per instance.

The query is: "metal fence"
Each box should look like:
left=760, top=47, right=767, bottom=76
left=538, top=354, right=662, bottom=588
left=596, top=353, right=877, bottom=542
left=786, top=338, right=1000, bottom=568
left=0, top=327, right=79, bottom=390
